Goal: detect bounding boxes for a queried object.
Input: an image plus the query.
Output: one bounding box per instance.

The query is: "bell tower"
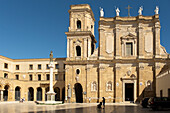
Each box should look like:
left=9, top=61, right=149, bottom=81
left=65, top=4, right=96, bottom=61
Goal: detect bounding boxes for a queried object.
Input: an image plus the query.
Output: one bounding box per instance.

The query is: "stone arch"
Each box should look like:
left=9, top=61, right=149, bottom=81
left=15, top=86, right=21, bottom=101
left=45, top=87, right=49, bottom=101
left=28, top=87, right=34, bottom=101
left=62, top=87, right=65, bottom=102
left=145, top=80, right=152, bottom=91
left=4, top=85, right=10, bottom=101
left=54, top=87, right=60, bottom=101
left=37, top=87, right=42, bottom=101
left=77, top=20, right=81, bottom=29
left=106, top=81, right=112, bottom=91
left=74, top=83, right=83, bottom=103
left=76, top=46, right=81, bottom=56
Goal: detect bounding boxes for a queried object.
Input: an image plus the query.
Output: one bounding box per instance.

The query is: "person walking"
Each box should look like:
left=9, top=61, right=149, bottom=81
left=102, top=97, right=105, bottom=109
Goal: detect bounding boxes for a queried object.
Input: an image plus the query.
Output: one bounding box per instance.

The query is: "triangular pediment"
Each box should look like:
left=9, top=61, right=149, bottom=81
left=121, top=33, right=137, bottom=39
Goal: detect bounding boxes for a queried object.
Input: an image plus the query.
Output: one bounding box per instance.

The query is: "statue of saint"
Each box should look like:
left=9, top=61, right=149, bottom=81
left=50, top=51, right=53, bottom=62
left=155, top=6, right=159, bottom=15
left=99, top=7, right=104, bottom=17
left=138, top=6, right=143, bottom=15
left=116, top=8, right=120, bottom=16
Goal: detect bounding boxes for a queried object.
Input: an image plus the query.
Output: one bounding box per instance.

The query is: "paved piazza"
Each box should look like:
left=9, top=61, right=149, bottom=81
left=0, top=102, right=169, bottom=113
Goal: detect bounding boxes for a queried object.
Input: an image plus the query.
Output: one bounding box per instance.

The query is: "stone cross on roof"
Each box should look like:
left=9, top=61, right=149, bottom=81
left=126, top=5, right=132, bottom=17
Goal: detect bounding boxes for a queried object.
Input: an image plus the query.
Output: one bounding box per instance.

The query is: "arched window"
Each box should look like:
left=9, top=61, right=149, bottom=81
left=91, top=43, right=94, bottom=55
left=145, top=80, right=152, bottom=91
left=76, top=46, right=81, bottom=56
left=106, top=81, right=112, bottom=91
left=91, top=81, right=97, bottom=91
left=15, top=86, right=21, bottom=101
left=77, top=20, right=81, bottom=29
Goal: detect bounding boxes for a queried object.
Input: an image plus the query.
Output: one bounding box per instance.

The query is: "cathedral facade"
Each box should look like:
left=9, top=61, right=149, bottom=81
left=0, top=4, right=169, bottom=103
left=65, top=4, right=169, bottom=103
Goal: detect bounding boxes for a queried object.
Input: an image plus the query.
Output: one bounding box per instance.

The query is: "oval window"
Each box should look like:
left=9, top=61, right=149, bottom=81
left=76, top=69, right=80, bottom=75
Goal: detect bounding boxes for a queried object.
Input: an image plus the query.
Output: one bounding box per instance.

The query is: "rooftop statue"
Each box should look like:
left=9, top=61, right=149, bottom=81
left=138, top=6, right=143, bottom=15
left=99, top=7, right=104, bottom=17
left=50, top=51, right=53, bottom=62
left=116, top=8, right=120, bottom=16
left=155, top=6, right=159, bottom=15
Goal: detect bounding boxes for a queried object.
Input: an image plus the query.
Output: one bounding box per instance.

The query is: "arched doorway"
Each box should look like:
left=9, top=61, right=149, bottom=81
left=74, top=83, right=83, bottom=103
left=3, top=85, right=9, bottom=101
left=54, top=87, right=60, bottom=101
left=37, top=87, right=42, bottom=101
left=45, top=87, right=49, bottom=101
left=62, top=87, right=65, bottom=103
left=28, top=87, right=34, bottom=101
left=15, top=86, right=21, bottom=101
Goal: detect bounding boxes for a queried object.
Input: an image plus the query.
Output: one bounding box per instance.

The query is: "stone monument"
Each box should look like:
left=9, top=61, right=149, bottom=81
left=155, top=6, right=159, bottom=15
left=116, top=8, right=120, bottom=16
left=138, top=6, right=143, bottom=15
left=46, top=51, right=62, bottom=104
left=100, top=7, right=104, bottom=17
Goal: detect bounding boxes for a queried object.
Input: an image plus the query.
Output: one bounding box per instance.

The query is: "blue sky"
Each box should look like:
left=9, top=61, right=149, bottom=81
left=0, top=0, right=169, bottom=59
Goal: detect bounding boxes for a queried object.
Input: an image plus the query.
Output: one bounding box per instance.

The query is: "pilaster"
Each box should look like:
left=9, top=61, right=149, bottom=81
left=138, top=23, right=144, bottom=58
left=88, top=38, right=91, bottom=57
left=67, top=39, right=70, bottom=58
left=154, top=22, right=161, bottom=58
left=115, top=26, right=121, bottom=59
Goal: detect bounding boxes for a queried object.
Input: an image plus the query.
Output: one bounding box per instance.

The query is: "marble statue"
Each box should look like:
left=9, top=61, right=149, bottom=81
left=138, top=6, right=143, bottom=15
left=99, top=7, right=104, bottom=17
left=116, top=8, right=120, bottom=16
left=155, top=6, right=159, bottom=15
left=50, top=51, right=53, bottom=62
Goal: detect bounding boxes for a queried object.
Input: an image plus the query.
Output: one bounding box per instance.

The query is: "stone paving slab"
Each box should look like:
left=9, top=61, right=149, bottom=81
left=0, top=102, right=140, bottom=113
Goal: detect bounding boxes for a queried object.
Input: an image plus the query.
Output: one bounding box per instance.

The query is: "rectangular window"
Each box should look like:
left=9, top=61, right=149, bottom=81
left=4, top=73, right=8, bottom=78
left=46, top=74, right=50, bottom=80
left=16, top=65, right=19, bottom=70
left=55, top=64, right=59, bottom=69
left=38, top=64, right=41, bottom=70
left=160, top=90, right=163, bottom=97
left=55, top=74, right=58, bottom=80
left=38, top=74, right=41, bottom=81
left=63, top=74, right=65, bottom=81
left=29, top=64, right=33, bottom=70
left=126, top=42, right=133, bottom=56
left=46, top=64, right=50, bottom=69
left=168, top=89, right=170, bottom=97
left=16, top=75, right=19, bottom=80
left=4, top=63, right=8, bottom=69
left=29, top=74, right=33, bottom=81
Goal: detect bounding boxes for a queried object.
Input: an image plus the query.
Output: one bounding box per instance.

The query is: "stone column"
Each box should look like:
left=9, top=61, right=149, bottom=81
left=134, top=40, right=137, bottom=56
left=0, top=90, right=3, bottom=101
left=34, top=88, right=36, bottom=101
left=88, top=38, right=91, bottom=57
left=42, top=87, right=45, bottom=101
left=115, top=26, right=121, bottom=59
left=114, top=64, right=122, bottom=102
left=46, top=61, right=57, bottom=103
left=70, top=39, right=73, bottom=58
left=84, top=38, right=87, bottom=58
left=138, top=23, right=144, bottom=58
left=67, top=38, right=70, bottom=58
left=154, top=22, right=161, bottom=58
left=137, top=64, right=145, bottom=100
left=98, top=27, right=105, bottom=59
